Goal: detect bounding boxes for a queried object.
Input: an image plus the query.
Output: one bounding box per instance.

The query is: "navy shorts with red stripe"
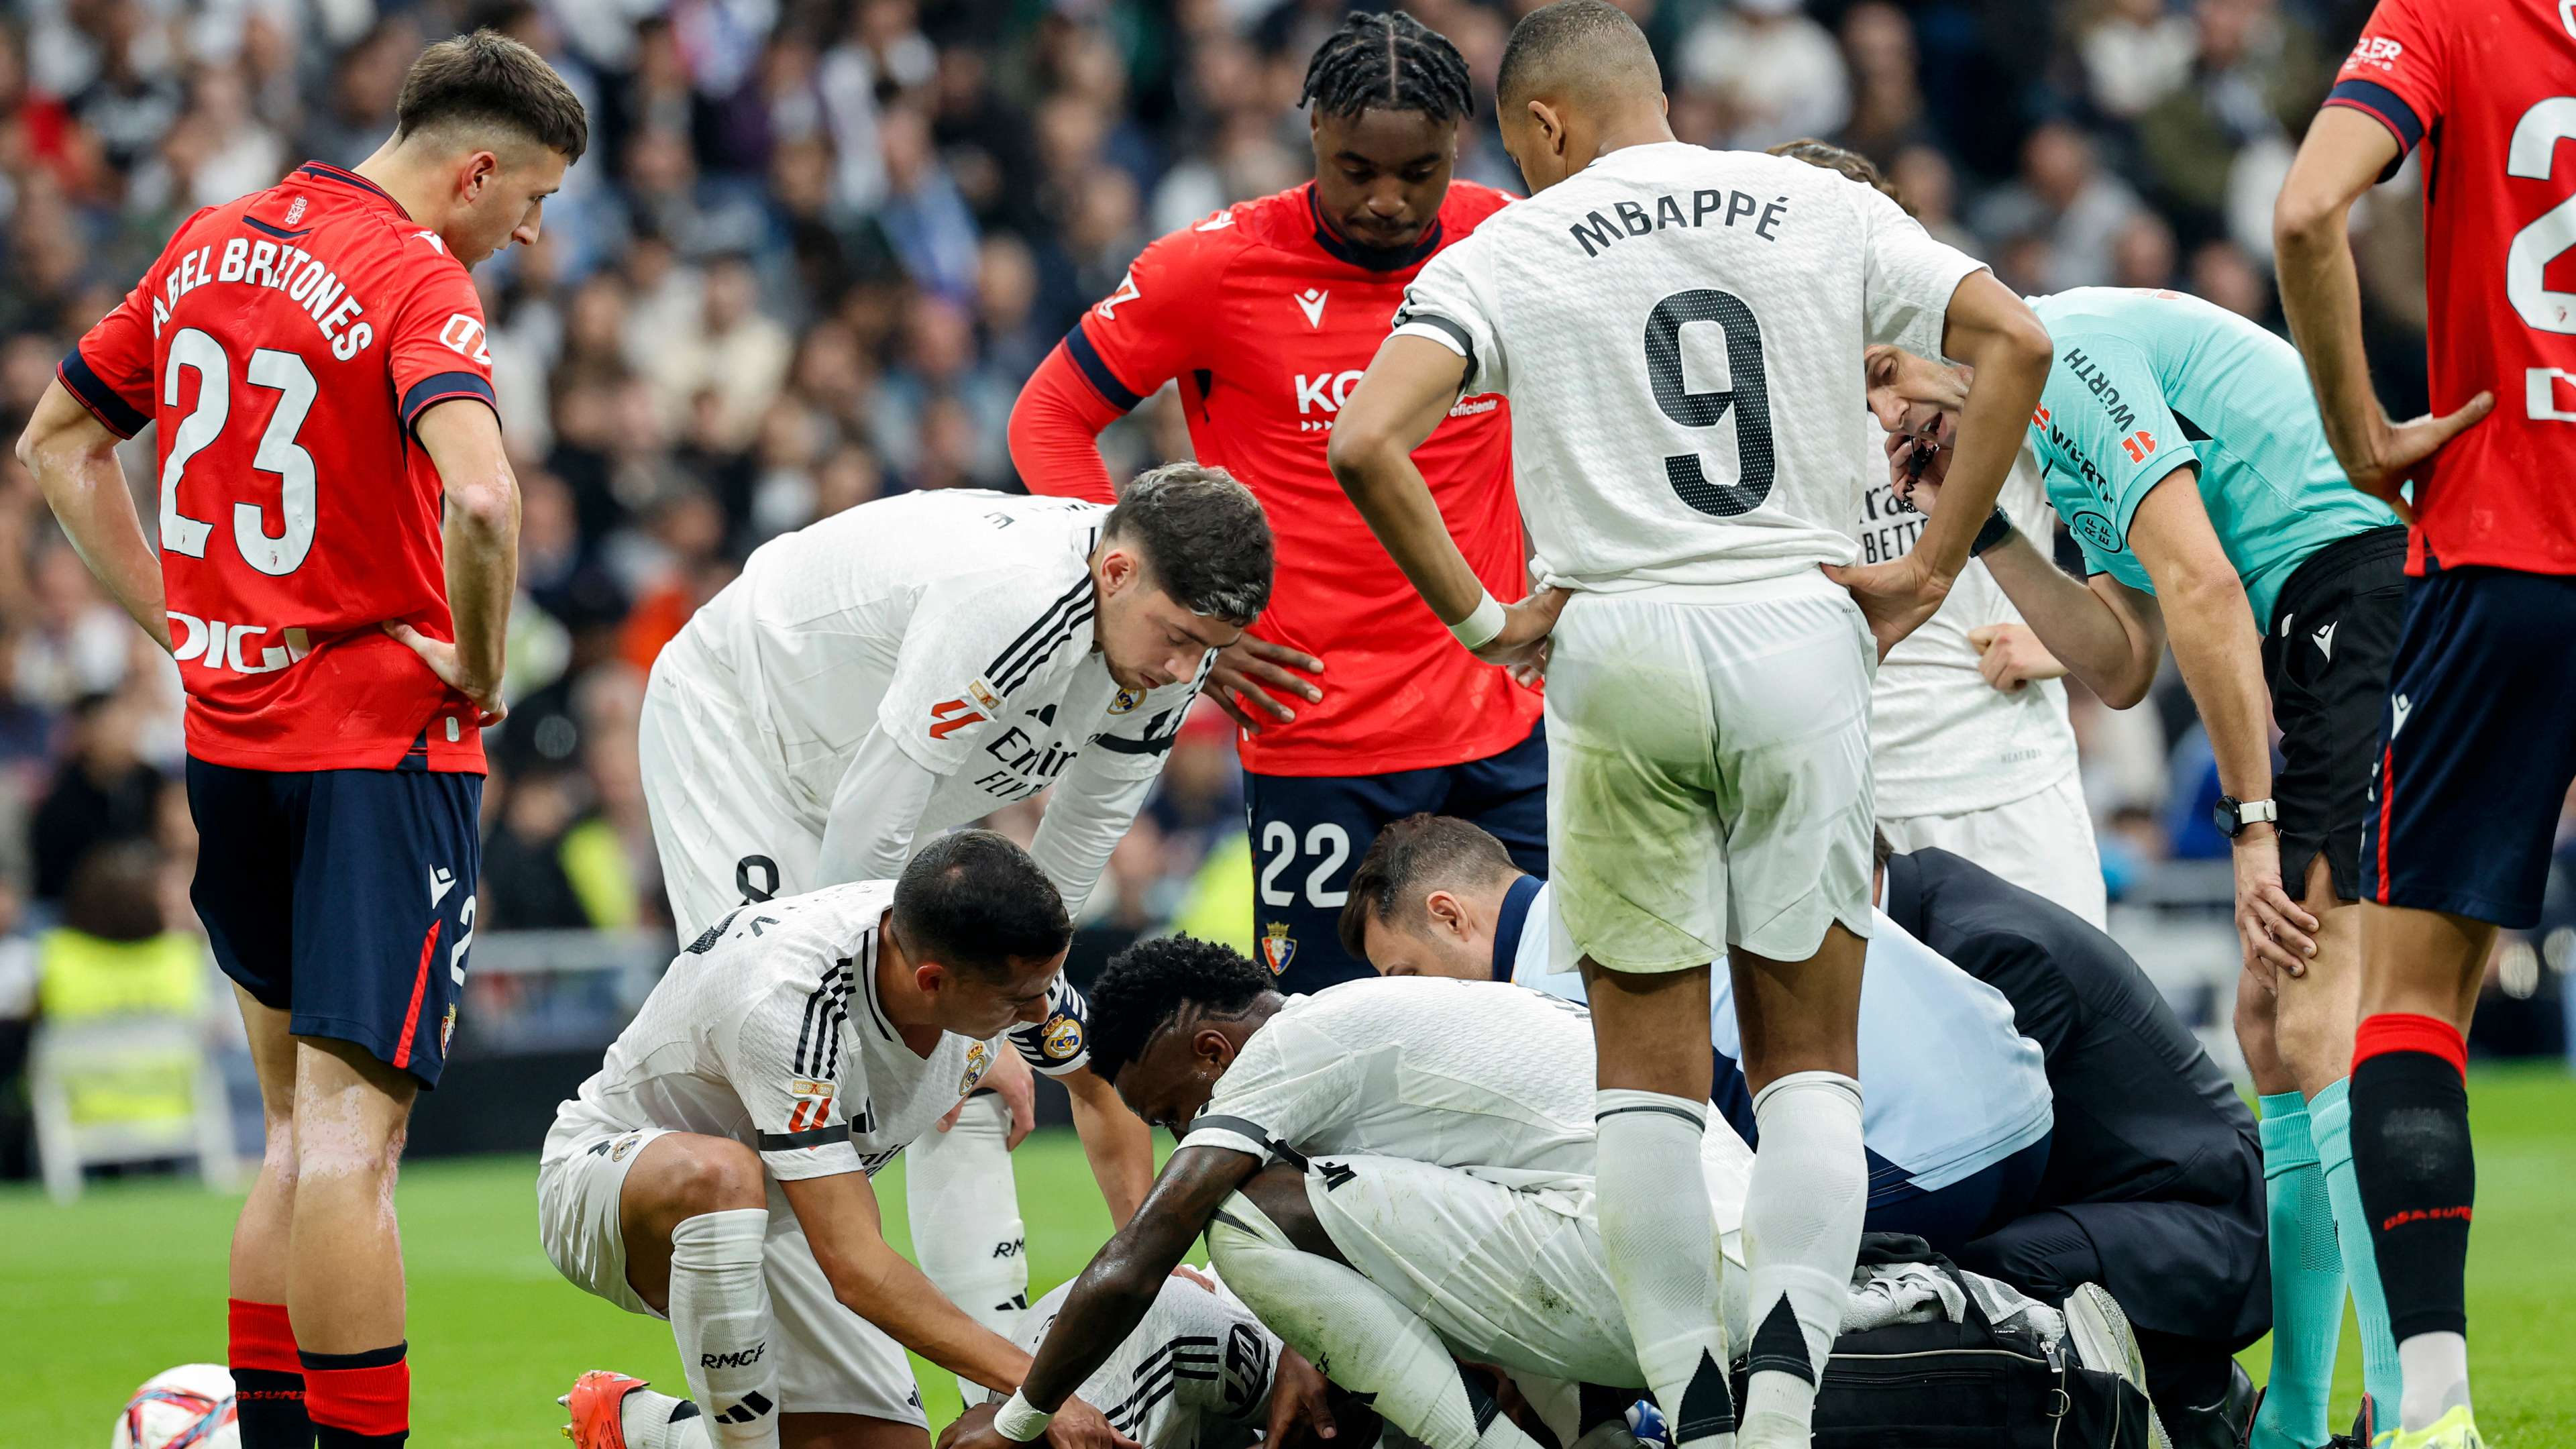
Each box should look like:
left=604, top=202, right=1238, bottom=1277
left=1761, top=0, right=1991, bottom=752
left=187, top=756, right=484, bottom=1086
left=2361, top=563, right=2576, bottom=929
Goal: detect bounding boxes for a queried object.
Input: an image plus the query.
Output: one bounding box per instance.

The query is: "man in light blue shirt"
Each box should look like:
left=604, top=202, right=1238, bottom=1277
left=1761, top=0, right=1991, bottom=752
left=1339, top=814, right=2054, bottom=1249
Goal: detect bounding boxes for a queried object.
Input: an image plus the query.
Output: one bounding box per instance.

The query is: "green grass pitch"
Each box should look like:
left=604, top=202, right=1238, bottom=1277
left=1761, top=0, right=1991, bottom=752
left=5, top=1065, right=2570, bottom=1446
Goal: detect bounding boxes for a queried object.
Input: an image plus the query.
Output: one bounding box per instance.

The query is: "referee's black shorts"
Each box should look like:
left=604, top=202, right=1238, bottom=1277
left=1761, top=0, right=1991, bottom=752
left=2262, top=525, right=2408, bottom=904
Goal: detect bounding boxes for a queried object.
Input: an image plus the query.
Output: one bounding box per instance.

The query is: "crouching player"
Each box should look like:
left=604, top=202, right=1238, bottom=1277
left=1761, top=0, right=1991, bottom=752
left=942, top=941, right=2151, bottom=1449
left=1341, top=814, right=2052, bottom=1251
left=541, top=833, right=1152, bottom=1449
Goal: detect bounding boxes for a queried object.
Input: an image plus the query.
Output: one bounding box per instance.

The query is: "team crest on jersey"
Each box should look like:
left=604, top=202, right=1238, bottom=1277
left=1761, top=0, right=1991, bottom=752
left=961, top=1041, right=992, bottom=1097
left=609, top=1130, right=644, bottom=1162
left=1259, top=922, right=1297, bottom=975
left=1109, top=687, right=1144, bottom=715
left=439, top=1004, right=458, bottom=1055
left=1042, top=1013, right=1084, bottom=1061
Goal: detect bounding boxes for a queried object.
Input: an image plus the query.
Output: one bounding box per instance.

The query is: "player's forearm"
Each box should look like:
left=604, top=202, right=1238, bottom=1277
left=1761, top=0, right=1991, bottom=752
left=19, top=387, right=168, bottom=649
left=1026, top=761, right=1157, bottom=917
left=1979, top=534, right=2159, bottom=707
left=1330, top=445, right=1487, bottom=625
left=2273, top=213, right=2382, bottom=479
left=833, top=1239, right=1036, bottom=1393
left=441, top=475, right=517, bottom=692
left=1065, top=1069, right=1155, bottom=1226
left=1919, top=330, right=2053, bottom=580
left=1024, top=1150, right=1251, bottom=1409
left=2161, top=576, right=2274, bottom=804
left=816, top=730, right=938, bottom=885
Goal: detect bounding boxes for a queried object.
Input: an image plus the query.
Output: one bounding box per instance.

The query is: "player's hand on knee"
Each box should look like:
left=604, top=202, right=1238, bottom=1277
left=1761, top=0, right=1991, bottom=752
left=1265, top=1349, right=1340, bottom=1449
left=1472, top=587, right=1569, bottom=672
left=1968, top=624, right=2066, bottom=694
left=2231, top=830, right=2318, bottom=983
left=1207, top=632, right=1324, bottom=733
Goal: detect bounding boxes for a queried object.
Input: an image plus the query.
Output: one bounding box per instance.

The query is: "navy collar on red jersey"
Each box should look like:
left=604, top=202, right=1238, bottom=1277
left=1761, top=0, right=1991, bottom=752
left=295, top=161, right=413, bottom=219
left=1306, top=184, right=1445, bottom=272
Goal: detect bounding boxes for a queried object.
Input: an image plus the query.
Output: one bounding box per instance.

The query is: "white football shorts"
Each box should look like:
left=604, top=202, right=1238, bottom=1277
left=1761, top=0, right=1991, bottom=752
left=537, top=1126, right=928, bottom=1424
left=1544, top=574, right=1877, bottom=971
left=639, top=639, right=823, bottom=942
left=1879, top=767, right=2106, bottom=928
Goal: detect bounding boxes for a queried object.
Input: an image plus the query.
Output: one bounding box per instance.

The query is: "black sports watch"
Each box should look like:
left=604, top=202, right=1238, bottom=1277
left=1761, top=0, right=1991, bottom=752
left=2214, top=796, right=2279, bottom=839
left=1970, top=507, right=2013, bottom=557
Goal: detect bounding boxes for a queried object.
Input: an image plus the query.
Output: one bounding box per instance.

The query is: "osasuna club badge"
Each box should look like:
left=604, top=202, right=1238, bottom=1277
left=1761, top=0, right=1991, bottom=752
left=1259, top=922, right=1297, bottom=975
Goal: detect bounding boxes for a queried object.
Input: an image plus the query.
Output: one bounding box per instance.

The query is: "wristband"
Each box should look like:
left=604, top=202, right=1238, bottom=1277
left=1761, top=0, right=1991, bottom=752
left=1448, top=590, right=1508, bottom=651
left=995, top=1390, right=1053, bottom=1443
left=1969, top=507, right=2013, bottom=558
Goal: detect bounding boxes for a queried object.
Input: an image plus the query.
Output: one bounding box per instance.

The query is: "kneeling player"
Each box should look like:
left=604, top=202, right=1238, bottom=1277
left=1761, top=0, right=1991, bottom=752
left=541, top=833, right=1145, bottom=1449
left=1342, top=814, right=2052, bottom=1250
left=945, top=941, right=2151, bottom=1449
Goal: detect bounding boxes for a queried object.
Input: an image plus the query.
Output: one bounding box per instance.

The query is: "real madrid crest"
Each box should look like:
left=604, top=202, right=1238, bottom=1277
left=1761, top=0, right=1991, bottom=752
left=1042, top=1012, right=1085, bottom=1060
left=1109, top=687, right=1145, bottom=715
left=961, top=1040, right=991, bottom=1097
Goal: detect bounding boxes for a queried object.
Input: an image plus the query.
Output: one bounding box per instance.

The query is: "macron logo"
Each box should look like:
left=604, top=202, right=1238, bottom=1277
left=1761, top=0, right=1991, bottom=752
left=2392, top=694, right=2413, bottom=737
left=2312, top=621, right=2337, bottom=661
left=413, top=230, right=447, bottom=255
left=430, top=867, right=456, bottom=908
left=1296, top=288, right=1330, bottom=328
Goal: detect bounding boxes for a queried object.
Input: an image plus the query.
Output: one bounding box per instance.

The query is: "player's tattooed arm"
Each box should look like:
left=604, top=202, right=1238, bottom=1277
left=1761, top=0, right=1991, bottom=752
left=19, top=383, right=170, bottom=651
left=1020, top=1144, right=1265, bottom=1417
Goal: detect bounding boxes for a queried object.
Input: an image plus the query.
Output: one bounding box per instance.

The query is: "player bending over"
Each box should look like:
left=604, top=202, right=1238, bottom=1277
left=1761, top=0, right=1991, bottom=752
left=2274, top=2, right=2575, bottom=1444
left=1012, top=10, right=1547, bottom=996
left=1342, top=814, right=2051, bottom=1252
left=1770, top=140, right=2102, bottom=925
left=21, top=31, right=582, bottom=1449
left=1326, top=4, right=2052, bottom=1445
left=543, top=832, right=1146, bottom=1449
left=638, top=466, right=1269, bottom=1356
left=1866, top=282, right=2415, bottom=1442
left=940, top=939, right=2151, bottom=1449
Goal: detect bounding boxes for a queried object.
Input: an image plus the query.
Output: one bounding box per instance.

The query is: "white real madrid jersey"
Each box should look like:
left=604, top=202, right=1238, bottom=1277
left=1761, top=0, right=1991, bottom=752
left=1004, top=1275, right=1277, bottom=1449
left=542, top=881, right=1093, bottom=1181
left=661, top=489, right=1206, bottom=853
left=1179, top=976, right=1753, bottom=1228
left=1858, top=440, right=2082, bottom=818
left=1392, top=144, right=1985, bottom=594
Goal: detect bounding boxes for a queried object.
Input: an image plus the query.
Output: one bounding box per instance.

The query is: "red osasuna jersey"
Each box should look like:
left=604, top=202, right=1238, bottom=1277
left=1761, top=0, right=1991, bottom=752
left=2326, top=0, right=2576, bottom=576
left=1040, top=182, right=1540, bottom=778
left=60, top=161, right=495, bottom=772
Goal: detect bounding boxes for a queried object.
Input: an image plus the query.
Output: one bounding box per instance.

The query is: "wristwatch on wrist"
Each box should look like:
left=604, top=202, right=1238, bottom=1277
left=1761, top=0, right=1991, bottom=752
left=2213, top=796, right=2279, bottom=839
left=1970, top=507, right=2013, bottom=557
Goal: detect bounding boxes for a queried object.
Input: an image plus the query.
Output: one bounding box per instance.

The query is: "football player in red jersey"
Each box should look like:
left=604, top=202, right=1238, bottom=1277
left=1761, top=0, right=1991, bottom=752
left=1010, top=12, right=1544, bottom=998
left=2275, top=2, right=2576, bottom=1443
left=15, top=33, right=582, bottom=1449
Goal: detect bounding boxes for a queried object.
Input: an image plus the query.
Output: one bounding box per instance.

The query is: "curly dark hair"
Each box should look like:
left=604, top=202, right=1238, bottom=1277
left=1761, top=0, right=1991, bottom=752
left=1300, top=11, right=1475, bottom=126
left=1085, top=934, right=1279, bottom=1083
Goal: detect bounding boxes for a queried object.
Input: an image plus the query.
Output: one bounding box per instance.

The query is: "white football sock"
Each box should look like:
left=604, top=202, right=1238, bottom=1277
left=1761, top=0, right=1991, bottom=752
left=620, top=1387, right=714, bottom=1449
left=1739, top=1073, right=1866, bottom=1449
left=1207, top=1191, right=1544, bottom=1449
left=1595, top=1089, right=1735, bottom=1449
left=906, top=1093, right=1030, bottom=1403
left=2398, top=1330, right=2471, bottom=1430
left=669, top=1208, right=781, bottom=1449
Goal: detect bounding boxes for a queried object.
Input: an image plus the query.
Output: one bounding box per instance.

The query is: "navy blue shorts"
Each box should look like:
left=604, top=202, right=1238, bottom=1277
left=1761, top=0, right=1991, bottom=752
left=187, top=758, right=484, bottom=1087
left=1245, top=720, right=1548, bottom=995
left=2362, top=564, right=2576, bottom=929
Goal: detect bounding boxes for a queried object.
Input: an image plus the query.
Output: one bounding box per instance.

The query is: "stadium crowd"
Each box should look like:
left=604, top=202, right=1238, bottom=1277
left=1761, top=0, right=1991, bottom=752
left=0, top=0, right=2525, bottom=1036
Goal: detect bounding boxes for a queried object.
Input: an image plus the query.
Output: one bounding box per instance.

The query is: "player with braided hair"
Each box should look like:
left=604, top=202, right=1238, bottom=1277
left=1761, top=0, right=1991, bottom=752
left=1010, top=11, right=1547, bottom=1000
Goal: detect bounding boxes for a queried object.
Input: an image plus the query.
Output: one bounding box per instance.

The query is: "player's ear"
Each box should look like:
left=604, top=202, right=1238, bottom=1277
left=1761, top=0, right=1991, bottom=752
left=462, top=148, right=499, bottom=203
left=1424, top=889, right=1468, bottom=940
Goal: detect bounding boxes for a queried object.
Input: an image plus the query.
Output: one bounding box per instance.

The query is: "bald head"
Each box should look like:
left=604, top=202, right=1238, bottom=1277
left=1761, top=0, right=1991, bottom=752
left=1497, top=0, right=1662, bottom=115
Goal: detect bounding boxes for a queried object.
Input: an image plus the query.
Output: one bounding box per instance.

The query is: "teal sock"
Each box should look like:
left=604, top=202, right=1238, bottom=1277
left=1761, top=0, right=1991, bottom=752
left=2253, top=1091, right=2341, bottom=1449
left=2312, top=1076, right=2404, bottom=1432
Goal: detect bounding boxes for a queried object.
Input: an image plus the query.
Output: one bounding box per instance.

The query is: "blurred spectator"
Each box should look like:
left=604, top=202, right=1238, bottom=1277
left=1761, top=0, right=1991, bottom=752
left=2080, top=0, right=2198, bottom=120
left=1970, top=121, right=2146, bottom=293
left=30, top=692, right=164, bottom=906
left=1681, top=0, right=1850, bottom=152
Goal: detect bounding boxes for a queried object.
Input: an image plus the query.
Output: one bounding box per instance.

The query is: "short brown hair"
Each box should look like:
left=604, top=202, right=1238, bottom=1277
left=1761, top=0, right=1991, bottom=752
left=1767, top=138, right=1910, bottom=215
left=397, top=30, right=589, bottom=163
left=1336, top=814, right=1521, bottom=963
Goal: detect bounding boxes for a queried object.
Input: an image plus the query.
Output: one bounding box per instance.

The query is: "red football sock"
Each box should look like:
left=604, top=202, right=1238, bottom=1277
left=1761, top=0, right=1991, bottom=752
left=227, top=1299, right=313, bottom=1449
left=299, top=1342, right=409, bottom=1447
